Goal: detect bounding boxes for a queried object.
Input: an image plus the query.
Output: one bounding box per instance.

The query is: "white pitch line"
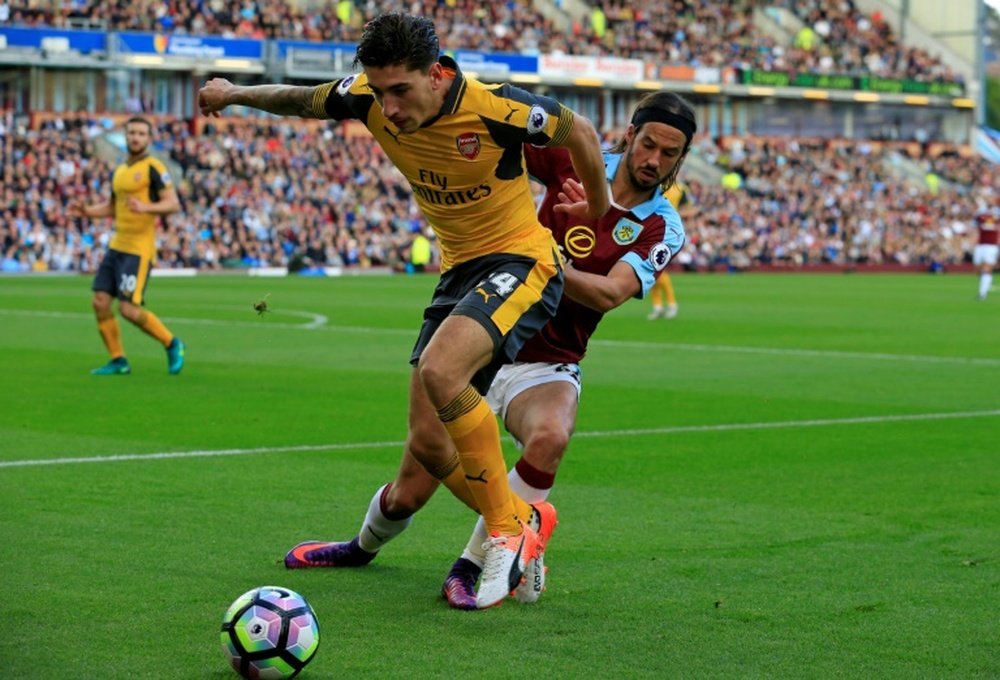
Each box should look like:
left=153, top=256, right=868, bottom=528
left=2, top=308, right=998, bottom=365
left=0, top=440, right=403, bottom=469
left=588, top=339, right=1000, bottom=367
left=570, top=409, right=1000, bottom=438
left=2, top=409, right=997, bottom=469
left=0, top=308, right=333, bottom=331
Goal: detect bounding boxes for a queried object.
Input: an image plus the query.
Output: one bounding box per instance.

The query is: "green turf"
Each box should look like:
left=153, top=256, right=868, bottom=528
left=0, top=272, right=997, bottom=679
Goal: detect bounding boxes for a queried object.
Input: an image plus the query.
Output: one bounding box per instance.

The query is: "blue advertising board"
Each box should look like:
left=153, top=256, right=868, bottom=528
left=115, top=32, right=262, bottom=59
left=274, top=39, right=356, bottom=60
left=0, top=26, right=106, bottom=54
left=451, top=50, right=538, bottom=76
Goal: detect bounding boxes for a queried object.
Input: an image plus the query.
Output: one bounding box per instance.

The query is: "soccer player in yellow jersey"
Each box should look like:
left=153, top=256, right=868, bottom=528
left=272, top=92, right=697, bottom=611
left=648, top=180, right=694, bottom=319
left=67, top=117, right=185, bottom=376
left=198, top=12, right=609, bottom=608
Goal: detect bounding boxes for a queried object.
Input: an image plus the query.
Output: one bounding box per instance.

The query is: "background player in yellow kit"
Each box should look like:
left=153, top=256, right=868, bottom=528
left=68, top=116, right=185, bottom=376
left=648, top=179, right=694, bottom=319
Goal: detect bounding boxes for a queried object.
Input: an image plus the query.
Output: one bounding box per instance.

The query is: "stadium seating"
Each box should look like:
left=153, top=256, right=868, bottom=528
left=1, top=0, right=961, bottom=83
left=0, top=2, right=988, bottom=274
left=1, top=110, right=993, bottom=274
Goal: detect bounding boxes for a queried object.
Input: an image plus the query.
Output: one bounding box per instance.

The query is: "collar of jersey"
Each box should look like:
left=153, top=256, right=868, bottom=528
left=125, top=152, right=150, bottom=166
left=421, top=55, right=466, bottom=129
left=603, top=151, right=670, bottom=220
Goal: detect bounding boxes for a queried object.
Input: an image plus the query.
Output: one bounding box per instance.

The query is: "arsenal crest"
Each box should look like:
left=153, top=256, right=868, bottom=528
left=456, top=132, right=481, bottom=160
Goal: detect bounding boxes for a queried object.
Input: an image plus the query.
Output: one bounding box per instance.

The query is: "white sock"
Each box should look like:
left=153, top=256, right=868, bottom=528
left=508, top=467, right=549, bottom=504
left=460, top=468, right=550, bottom=567
left=980, top=273, right=993, bottom=298
left=356, top=483, right=413, bottom=553
left=460, top=517, right=489, bottom=569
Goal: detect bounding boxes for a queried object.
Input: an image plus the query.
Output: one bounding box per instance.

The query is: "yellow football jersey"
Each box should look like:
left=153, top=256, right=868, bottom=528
left=310, top=56, right=574, bottom=271
left=663, top=181, right=688, bottom=211
left=109, top=155, right=173, bottom=258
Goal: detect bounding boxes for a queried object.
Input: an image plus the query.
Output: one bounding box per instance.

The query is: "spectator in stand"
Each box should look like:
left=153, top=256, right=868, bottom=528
left=407, top=225, right=432, bottom=274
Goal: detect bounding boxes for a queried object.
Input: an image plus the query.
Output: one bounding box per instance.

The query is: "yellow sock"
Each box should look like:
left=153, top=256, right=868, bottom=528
left=438, top=385, right=521, bottom=535
left=135, top=309, right=174, bottom=347
left=663, top=274, right=677, bottom=306
left=97, top=315, right=124, bottom=358
left=431, top=452, right=479, bottom=512
left=435, top=451, right=533, bottom=521
left=510, top=492, right=532, bottom=528
left=650, top=281, right=664, bottom=307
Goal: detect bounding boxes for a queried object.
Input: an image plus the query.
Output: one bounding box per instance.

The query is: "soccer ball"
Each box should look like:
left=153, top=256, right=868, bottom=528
left=220, top=585, right=320, bottom=679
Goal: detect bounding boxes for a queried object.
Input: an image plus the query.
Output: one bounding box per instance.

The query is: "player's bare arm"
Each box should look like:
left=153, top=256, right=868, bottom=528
left=67, top=198, right=114, bottom=219
left=558, top=112, right=610, bottom=219
left=198, top=78, right=322, bottom=119
left=127, top=187, right=181, bottom=216
left=564, top=261, right=641, bottom=313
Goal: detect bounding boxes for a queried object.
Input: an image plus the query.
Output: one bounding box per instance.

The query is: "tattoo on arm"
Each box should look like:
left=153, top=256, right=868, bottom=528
left=234, top=85, right=321, bottom=118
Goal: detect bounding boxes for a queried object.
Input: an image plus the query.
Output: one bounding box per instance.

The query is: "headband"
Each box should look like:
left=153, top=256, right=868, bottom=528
left=631, top=108, right=696, bottom=143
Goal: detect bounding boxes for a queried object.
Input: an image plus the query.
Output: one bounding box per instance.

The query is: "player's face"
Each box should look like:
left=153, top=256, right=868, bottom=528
left=622, top=121, right=688, bottom=191
left=125, top=122, right=151, bottom=155
left=365, top=62, right=446, bottom=134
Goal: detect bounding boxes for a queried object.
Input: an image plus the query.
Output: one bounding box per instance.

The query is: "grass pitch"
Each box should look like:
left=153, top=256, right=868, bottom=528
left=0, top=272, right=997, bottom=679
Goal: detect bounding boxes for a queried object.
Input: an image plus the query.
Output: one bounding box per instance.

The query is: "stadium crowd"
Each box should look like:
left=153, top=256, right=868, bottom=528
left=680, top=135, right=996, bottom=271
left=1, top=110, right=995, bottom=275
left=585, top=0, right=961, bottom=85
left=0, top=0, right=963, bottom=85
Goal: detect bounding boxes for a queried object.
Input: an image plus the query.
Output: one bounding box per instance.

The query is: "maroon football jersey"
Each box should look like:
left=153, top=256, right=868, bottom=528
left=517, top=145, right=685, bottom=363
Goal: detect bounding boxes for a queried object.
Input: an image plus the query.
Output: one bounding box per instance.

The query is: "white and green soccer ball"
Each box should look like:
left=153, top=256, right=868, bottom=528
left=220, top=586, right=320, bottom=679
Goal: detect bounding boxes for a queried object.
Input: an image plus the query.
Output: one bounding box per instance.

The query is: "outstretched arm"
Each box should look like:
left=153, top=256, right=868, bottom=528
left=198, top=78, right=324, bottom=118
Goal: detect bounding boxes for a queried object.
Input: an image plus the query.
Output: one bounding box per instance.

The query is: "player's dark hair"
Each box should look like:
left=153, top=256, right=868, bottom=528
left=611, top=92, right=697, bottom=190
left=354, top=13, right=439, bottom=72
left=125, top=116, right=153, bottom=132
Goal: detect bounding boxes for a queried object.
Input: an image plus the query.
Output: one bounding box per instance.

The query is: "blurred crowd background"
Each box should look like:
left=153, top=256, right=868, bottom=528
left=0, top=0, right=996, bottom=274
left=2, top=0, right=966, bottom=85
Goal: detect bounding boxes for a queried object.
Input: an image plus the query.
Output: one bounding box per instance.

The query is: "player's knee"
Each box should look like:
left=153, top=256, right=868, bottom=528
left=118, top=301, right=141, bottom=323
left=523, top=425, right=571, bottom=471
left=416, top=355, right=456, bottom=404
left=92, top=295, right=111, bottom=316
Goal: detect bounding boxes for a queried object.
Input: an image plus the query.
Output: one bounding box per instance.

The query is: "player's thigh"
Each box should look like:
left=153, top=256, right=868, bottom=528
left=973, top=245, right=998, bottom=267
left=94, top=249, right=151, bottom=305
left=451, top=255, right=562, bottom=368
left=419, top=314, right=494, bottom=391
left=411, top=253, right=562, bottom=396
